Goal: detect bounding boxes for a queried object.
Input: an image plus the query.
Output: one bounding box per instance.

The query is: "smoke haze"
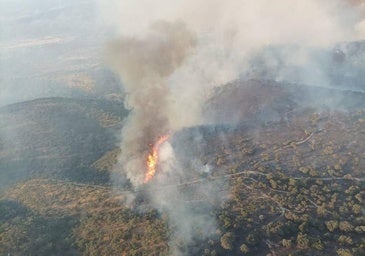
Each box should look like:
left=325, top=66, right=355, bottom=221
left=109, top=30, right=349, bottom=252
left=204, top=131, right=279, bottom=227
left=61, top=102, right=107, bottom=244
left=0, top=0, right=364, bottom=255
left=103, top=0, right=365, bottom=254
left=103, top=0, right=365, bottom=127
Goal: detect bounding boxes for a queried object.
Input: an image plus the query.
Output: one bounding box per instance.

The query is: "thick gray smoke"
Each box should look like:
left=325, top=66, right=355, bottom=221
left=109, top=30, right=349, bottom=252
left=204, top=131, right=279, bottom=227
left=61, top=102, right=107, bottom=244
left=101, top=0, right=365, bottom=128
left=107, top=21, right=196, bottom=186
left=102, top=0, right=365, bottom=255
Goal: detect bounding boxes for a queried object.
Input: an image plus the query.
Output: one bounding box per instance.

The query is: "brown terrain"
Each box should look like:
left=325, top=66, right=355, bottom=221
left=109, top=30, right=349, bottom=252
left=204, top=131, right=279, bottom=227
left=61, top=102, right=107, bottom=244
left=0, top=78, right=364, bottom=255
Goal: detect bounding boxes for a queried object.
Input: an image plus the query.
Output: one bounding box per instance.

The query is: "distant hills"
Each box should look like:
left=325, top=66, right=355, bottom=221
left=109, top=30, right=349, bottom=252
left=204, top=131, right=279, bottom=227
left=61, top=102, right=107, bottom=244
left=205, top=78, right=365, bottom=125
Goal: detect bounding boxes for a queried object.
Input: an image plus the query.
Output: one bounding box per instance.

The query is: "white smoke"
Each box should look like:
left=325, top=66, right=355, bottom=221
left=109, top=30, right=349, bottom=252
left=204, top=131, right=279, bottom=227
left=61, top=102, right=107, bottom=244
left=101, top=0, right=365, bottom=127
left=100, top=0, right=365, bottom=254
left=107, top=21, right=196, bottom=186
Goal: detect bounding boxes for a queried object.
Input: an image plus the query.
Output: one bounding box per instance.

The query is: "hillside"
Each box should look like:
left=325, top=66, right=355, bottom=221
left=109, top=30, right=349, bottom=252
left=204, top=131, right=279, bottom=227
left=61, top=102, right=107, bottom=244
left=205, top=79, right=365, bottom=125
left=0, top=97, right=127, bottom=188
left=0, top=82, right=364, bottom=255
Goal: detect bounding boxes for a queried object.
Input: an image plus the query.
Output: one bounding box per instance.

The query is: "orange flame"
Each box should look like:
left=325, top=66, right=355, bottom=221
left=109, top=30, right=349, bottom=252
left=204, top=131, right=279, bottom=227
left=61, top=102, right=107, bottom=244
left=144, top=134, right=169, bottom=183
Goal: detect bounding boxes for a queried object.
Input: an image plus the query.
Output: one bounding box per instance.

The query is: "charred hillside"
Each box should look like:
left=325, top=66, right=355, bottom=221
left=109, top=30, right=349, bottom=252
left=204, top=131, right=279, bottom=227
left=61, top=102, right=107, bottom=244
left=0, top=97, right=127, bottom=187
left=205, top=79, right=365, bottom=125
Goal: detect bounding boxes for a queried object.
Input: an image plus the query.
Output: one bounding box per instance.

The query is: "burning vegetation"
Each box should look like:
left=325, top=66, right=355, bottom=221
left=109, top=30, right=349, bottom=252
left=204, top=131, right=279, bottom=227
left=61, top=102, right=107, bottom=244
left=1, top=104, right=364, bottom=256
left=1, top=0, right=365, bottom=255
left=144, top=135, right=170, bottom=183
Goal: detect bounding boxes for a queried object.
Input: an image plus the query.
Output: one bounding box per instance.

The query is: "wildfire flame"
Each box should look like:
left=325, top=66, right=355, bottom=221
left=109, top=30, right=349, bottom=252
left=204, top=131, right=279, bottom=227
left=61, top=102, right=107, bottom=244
left=144, top=134, right=169, bottom=183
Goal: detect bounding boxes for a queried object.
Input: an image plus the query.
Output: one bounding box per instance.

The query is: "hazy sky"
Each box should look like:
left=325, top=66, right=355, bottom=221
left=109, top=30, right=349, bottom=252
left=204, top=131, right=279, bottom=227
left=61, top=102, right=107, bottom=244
left=0, top=0, right=110, bottom=106
left=1, top=0, right=364, bottom=106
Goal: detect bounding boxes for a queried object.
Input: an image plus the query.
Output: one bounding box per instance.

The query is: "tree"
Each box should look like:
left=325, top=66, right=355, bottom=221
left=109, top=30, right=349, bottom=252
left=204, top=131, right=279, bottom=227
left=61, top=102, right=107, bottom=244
left=336, top=248, right=353, bottom=256
left=325, top=220, right=338, bottom=232
left=220, top=232, right=235, bottom=250
left=296, top=233, right=309, bottom=249
left=282, top=239, right=292, bottom=248
left=338, top=235, right=353, bottom=245
left=240, top=243, right=250, bottom=253
left=245, top=233, right=259, bottom=246
left=339, top=221, right=354, bottom=232
left=352, top=204, right=361, bottom=214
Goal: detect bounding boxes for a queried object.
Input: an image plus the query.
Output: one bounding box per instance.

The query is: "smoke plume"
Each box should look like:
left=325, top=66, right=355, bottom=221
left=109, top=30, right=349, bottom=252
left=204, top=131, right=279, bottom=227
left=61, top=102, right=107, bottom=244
left=103, top=0, right=365, bottom=254
left=102, top=0, right=365, bottom=130
left=107, top=21, right=196, bottom=186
